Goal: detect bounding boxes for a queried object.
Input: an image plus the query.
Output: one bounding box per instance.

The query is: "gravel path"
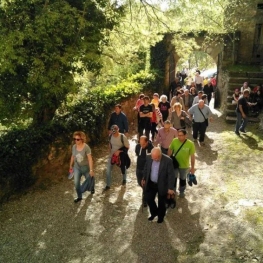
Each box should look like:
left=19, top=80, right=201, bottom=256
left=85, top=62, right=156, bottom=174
left=1, top=108, right=263, bottom=263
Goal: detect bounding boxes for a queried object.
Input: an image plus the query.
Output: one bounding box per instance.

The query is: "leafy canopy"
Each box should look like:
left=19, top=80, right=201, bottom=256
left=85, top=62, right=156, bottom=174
left=0, top=0, right=123, bottom=125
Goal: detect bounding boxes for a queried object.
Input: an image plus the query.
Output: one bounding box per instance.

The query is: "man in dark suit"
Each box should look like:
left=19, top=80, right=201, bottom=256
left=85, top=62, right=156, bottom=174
left=141, top=147, right=175, bottom=223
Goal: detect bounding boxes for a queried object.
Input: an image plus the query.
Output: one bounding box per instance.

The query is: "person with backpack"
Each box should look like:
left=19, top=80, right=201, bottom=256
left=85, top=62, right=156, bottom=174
left=104, top=125, right=130, bottom=190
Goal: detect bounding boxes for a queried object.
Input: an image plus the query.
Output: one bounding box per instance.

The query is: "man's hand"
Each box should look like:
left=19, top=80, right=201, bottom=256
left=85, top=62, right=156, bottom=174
left=190, top=167, right=196, bottom=174
left=114, top=150, right=121, bottom=156
left=167, top=189, right=174, bottom=195
left=141, top=179, right=146, bottom=187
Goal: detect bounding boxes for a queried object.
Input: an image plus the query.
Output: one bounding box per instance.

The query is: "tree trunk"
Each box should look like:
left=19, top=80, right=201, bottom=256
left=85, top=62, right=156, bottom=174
left=32, top=97, right=59, bottom=126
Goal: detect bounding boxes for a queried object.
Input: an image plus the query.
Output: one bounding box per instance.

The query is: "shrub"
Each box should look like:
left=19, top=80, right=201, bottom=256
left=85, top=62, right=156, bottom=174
left=0, top=70, right=158, bottom=202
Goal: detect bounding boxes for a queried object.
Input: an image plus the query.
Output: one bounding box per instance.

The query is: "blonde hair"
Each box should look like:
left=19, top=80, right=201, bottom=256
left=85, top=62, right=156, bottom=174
left=173, top=102, right=182, bottom=111
left=73, top=131, right=86, bottom=143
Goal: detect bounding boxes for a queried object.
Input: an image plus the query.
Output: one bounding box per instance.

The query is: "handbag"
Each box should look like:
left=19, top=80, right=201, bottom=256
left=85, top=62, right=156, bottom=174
left=180, top=119, right=186, bottom=128
left=198, top=107, right=208, bottom=127
left=170, top=139, right=187, bottom=169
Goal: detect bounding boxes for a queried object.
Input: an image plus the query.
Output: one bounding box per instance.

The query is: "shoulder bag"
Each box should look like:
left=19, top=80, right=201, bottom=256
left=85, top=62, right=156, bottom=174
left=198, top=107, right=208, bottom=127
left=171, top=139, right=187, bottom=169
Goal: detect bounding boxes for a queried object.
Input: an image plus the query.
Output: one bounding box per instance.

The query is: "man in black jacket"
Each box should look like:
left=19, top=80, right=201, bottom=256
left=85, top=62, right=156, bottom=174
left=108, top=104, right=129, bottom=136
left=135, top=136, right=154, bottom=206
left=141, top=147, right=174, bottom=223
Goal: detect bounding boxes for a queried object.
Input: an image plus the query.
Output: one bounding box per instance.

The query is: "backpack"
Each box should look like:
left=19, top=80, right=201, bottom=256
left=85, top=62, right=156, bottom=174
left=109, top=134, right=130, bottom=169
left=109, top=133, right=124, bottom=149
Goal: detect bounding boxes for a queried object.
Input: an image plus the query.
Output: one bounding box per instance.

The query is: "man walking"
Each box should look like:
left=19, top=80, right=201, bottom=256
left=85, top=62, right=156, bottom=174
left=155, top=120, right=177, bottom=154
left=235, top=89, right=251, bottom=135
left=168, top=129, right=195, bottom=198
left=108, top=104, right=129, bottom=136
left=135, top=136, right=154, bottom=206
left=188, top=100, right=213, bottom=146
left=141, top=147, right=175, bottom=223
left=139, top=96, right=153, bottom=139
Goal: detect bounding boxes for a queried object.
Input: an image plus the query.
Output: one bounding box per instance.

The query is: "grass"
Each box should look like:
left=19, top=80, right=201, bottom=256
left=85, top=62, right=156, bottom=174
left=244, top=207, right=263, bottom=226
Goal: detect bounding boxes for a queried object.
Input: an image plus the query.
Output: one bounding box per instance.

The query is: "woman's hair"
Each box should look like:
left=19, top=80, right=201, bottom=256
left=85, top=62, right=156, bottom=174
left=160, top=95, right=167, bottom=101
left=73, top=131, right=86, bottom=143
left=173, top=102, right=182, bottom=110
left=202, top=94, right=207, bottom=100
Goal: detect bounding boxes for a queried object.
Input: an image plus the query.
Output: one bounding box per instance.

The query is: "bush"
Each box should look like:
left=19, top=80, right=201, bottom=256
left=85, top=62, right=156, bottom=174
left=0, top=122, right=72, bottom=202
left=0, top=71, right=158, bottom=202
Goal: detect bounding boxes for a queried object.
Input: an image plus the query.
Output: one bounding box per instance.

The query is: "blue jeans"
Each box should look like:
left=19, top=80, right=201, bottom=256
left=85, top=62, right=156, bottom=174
left=235, top=111, right=248, bottom=132
left=74, top=165, right=89, bottom=198
left=106, top=157, right=127, bottom=186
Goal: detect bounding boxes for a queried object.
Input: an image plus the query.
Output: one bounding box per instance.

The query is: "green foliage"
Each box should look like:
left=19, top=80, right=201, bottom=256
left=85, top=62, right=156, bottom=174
left=0, top=70, right=157, bottom=202
left=56, top=71, right=157, bottom=143
left=0, top=122, right=71, bottom=202
left=0, top=0, right=124, bottom=126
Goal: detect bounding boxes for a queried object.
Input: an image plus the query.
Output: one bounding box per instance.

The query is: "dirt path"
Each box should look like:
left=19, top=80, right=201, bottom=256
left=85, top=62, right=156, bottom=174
left=1, top=108, right=263, bottom=263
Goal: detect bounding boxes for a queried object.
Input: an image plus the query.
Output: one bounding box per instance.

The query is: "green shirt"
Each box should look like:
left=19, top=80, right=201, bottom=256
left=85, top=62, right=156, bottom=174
left=169, top=139, right=195, bottom=168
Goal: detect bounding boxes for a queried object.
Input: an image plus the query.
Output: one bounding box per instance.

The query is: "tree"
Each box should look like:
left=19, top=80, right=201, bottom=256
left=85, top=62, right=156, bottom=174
left=0, top=0, right=123, bottom=126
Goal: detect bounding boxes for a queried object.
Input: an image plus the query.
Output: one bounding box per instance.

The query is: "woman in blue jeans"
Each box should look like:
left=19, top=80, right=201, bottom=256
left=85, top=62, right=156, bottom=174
left=69, top=131, right=94, bottom=203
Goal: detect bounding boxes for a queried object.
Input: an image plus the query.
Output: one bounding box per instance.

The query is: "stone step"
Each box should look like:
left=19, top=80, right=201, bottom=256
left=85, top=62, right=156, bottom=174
left=226, top=102, right=236, bottom=110
left=225, top=116, right=261, bottom=123
left=228, top=71, right=263, bottom=78
left=228, top=80, right=262, bottom=88
left=226, top=109, right=259, bottom=117
left=228, top=83, right=260, bottom=91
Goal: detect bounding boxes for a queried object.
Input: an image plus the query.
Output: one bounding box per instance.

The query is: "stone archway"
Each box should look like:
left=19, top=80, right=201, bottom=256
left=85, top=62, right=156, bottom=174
left=163, top=32, right=226, bottom=88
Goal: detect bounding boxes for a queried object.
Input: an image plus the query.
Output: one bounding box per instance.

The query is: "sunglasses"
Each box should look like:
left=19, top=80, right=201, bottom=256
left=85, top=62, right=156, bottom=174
left=74, top=138, right=81, bottom=141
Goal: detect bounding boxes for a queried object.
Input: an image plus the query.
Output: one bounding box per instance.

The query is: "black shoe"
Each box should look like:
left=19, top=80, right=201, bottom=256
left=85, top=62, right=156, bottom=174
left=170, top=199, right=176, bottom=209
left=192, top=175, right=198, bottom=185
left=188, top=179, right=193, bottom=186
left=165, top=201, right=170, bottom=209
left=74, top=197, right=82, bottom=203
left=122, top=180, right=126, bottom=186
left=235, top=131, right=240, bottom=136
left=103, top=186, right=110, bottom=191
left=148, top=214, right=157, bottom=221
left=91, top=190, right=95, bottom=194
left=157, top=218, right=164, bottom=223
left=187, top=173, right=193, bottom=186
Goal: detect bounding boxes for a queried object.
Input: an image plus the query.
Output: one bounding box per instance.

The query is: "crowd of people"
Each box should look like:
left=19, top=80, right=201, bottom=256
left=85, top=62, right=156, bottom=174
left=232, top=82, right=263, bottom=114
left=68, top=69, right=218, bottom=223
left=234, top=82, right=263, bottom=136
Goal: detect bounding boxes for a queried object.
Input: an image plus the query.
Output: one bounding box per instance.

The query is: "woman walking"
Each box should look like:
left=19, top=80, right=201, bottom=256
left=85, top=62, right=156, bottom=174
left=69, top=131, right=94, bottom=203
left=170, top=102, right=189, bottom=130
